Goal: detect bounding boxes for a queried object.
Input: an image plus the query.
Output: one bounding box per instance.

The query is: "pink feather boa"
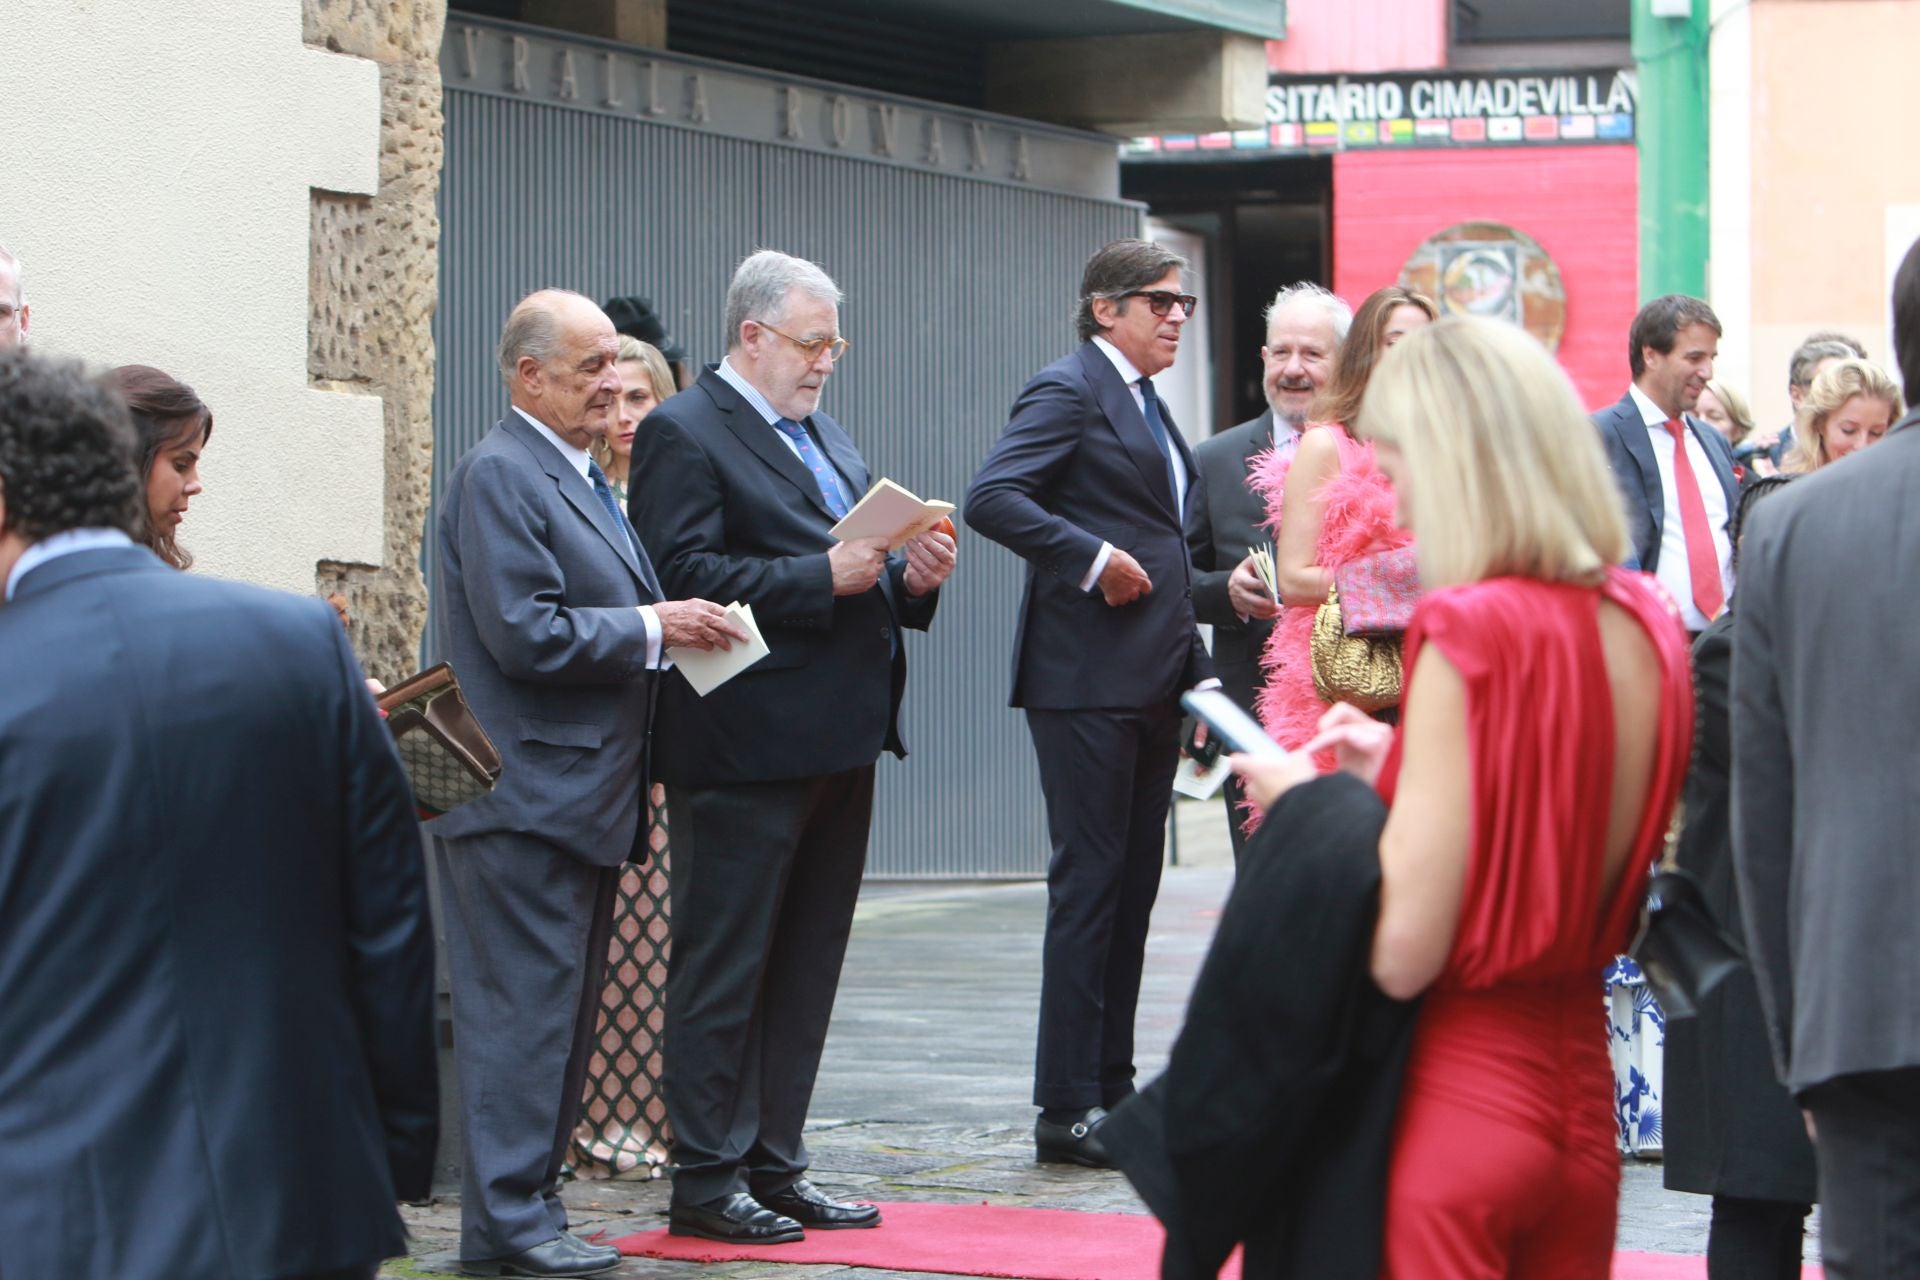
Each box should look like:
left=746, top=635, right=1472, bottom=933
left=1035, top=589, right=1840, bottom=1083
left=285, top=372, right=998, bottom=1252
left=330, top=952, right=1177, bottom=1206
left=1245, top=424, right=1412, bottom=769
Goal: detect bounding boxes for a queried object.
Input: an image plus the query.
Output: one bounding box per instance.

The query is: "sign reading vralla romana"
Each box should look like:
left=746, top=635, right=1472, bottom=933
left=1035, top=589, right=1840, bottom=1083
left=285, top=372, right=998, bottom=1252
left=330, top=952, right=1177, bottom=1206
left=442, top=19, right=1120, bottom=200
left=1127, top=68, right=1637, bottom=160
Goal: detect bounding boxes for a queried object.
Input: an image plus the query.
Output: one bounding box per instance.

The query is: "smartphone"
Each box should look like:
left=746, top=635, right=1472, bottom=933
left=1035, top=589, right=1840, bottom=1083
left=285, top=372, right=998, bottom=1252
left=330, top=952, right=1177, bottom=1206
left=1180, top=688, right=1289, bottom=762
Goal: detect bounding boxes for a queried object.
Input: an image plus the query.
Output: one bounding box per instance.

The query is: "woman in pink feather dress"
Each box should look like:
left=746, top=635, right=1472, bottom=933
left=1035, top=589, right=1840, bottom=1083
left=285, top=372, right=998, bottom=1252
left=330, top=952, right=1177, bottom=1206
left=1251, top=285, right=1437, bottom=757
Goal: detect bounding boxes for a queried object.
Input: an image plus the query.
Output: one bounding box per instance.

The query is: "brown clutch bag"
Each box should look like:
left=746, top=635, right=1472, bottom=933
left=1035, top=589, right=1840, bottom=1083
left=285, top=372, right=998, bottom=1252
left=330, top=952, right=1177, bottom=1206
left=376, top=663, right=503, bottom=818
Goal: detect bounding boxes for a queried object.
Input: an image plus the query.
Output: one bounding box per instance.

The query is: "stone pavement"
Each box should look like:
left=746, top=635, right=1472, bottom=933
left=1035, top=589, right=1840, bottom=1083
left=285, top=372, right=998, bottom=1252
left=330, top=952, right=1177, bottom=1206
left=386, top=797, right=1812, bottom=1278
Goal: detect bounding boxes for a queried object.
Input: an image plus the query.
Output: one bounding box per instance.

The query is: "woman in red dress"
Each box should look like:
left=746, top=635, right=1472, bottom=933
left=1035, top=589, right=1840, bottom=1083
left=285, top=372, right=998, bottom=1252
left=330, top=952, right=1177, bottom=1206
left=1235, top=316, right=1696, bottom=1278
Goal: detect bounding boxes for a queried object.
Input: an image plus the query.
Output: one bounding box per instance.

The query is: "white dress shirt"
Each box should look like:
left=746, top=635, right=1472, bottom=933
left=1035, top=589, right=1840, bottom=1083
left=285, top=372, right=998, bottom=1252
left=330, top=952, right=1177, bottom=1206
left=1627, top=384, right=1734, bottom=631
left=4, top=528, right=134, bottom=601
left=512, top=406, right=663, bottom=667
left=1080, top=336, right=1191, bottom=592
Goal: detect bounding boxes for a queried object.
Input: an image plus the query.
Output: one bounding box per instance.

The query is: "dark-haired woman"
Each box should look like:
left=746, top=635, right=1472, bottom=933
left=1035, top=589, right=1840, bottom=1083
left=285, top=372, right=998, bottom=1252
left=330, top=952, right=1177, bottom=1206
left=101, top=365, right=212, bottom=571
left=1662, top=474, right=1816, bottom=1280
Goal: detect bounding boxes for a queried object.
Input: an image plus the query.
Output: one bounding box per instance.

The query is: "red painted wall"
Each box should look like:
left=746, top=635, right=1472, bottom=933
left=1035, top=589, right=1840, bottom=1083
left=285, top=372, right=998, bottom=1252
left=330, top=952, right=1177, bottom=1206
left=1331, top=146, right=1639, bottom=411
left=1268, top=0, right=1448, bottom=74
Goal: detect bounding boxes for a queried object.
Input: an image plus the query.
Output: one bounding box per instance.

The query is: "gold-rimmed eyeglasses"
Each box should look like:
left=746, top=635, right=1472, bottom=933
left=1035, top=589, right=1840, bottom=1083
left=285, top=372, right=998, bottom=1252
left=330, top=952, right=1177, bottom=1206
left=760, top=322, right=850, bottom=363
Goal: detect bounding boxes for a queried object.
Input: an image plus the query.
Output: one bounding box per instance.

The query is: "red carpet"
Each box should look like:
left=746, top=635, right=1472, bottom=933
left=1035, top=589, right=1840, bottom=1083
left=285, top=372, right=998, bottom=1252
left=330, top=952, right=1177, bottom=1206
left=611, top=1201, right=1822, bottom=1279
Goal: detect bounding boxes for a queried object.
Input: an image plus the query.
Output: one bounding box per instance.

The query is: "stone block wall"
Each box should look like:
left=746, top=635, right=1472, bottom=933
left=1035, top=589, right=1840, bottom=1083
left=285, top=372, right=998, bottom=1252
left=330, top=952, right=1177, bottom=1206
left=305, top=0, right=447, bottom=682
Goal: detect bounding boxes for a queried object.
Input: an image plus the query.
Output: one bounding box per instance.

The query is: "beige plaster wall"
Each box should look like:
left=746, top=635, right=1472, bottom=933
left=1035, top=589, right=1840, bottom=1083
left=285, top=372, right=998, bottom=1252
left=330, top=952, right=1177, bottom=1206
left=0, top=1, right=384, bottom=593
left=1741, top=0, right=1920, bottom=428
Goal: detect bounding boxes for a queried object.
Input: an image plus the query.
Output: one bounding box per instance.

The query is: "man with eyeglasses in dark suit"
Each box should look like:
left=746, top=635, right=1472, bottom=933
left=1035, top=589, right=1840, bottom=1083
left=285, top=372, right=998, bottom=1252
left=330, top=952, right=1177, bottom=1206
left=965, top=238, right=1216, bottom=1169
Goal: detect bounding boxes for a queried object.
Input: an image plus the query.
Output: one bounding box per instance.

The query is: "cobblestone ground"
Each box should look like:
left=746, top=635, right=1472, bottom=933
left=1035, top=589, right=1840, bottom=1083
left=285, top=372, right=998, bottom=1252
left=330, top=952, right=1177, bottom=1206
left=387, top=799, right=1816, bottom=1277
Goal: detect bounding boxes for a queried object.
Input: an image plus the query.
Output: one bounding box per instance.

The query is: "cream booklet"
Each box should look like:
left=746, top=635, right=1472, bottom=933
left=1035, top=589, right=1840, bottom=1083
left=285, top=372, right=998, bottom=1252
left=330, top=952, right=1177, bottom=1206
left=829, top=478, right=956, bottom=551
left=666, top=601, right=770, bottom=696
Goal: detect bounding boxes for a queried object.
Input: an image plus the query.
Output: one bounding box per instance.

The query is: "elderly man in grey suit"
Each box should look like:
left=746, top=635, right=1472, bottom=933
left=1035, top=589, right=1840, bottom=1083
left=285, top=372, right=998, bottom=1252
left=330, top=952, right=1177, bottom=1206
left=434, top=290, right=742, bottom=1278
left=1185, top=283, right=1348, bottom=859
left=1732, top=238, right=1920, bottom=1280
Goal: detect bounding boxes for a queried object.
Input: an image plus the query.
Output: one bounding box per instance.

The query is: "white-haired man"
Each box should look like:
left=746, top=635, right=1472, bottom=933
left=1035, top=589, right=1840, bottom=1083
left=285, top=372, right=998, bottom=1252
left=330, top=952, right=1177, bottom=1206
left=629, top=250, right=955, bottom=1245
left=0, top=246, right=28, bottom=348
left=1185, top=283, right=1350, bottom=859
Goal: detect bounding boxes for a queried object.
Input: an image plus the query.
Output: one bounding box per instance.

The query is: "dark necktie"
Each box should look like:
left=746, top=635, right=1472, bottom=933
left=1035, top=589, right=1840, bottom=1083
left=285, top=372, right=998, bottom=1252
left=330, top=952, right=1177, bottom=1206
left=1137, top=377, right=1181, bottom=509
left=773, top=417, right=851, bottom=519
left=1662, top=418, right=1724, bottom=620
left=586, top=459, right=635, bottom=555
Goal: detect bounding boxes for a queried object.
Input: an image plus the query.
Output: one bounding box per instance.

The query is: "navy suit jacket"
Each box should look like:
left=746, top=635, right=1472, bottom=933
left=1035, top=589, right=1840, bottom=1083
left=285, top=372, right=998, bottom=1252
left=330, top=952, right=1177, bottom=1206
left=629, top=367, right=938, bottom=785
left=0, top=547, right=436, bottom=1279
left=1593, top=391, right=1740, bottom=574
left=433, top=412, right=664, bottom=864
left=965, top=341, right=1212, bottom=710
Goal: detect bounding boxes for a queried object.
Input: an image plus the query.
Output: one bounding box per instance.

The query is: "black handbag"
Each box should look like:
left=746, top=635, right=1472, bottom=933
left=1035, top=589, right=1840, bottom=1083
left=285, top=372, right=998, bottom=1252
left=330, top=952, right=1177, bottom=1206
left=1628, top=806, right=1747, bottom=1019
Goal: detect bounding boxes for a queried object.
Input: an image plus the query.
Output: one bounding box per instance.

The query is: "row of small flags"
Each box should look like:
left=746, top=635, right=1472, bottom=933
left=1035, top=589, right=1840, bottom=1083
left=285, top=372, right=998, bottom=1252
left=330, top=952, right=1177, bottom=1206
left=1131, top=114, right=1633, bottom=154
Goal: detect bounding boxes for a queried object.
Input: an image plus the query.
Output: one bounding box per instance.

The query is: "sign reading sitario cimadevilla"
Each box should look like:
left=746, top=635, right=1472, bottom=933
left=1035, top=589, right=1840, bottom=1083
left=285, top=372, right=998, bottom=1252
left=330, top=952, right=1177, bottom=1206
left=443, top=18, right=1120, bottom=200
left=1126, top=68, right=1637, bottom=159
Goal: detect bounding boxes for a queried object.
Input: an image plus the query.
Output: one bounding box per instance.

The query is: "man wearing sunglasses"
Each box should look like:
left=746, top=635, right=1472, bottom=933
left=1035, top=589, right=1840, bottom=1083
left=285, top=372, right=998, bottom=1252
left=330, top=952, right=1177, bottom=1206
left=629, top=249, right=955, bottom=1247
left=965, top=237, right=1215, bottom=1169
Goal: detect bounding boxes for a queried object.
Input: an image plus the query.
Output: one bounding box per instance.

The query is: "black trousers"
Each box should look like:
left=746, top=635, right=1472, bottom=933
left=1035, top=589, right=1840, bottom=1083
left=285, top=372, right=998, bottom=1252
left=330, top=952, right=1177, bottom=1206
left=1804, top=1067, right=1920, bottom=1280
left=287, top=1267, right=381, bottom=1280
left=1025, top=703, right=1182, bottom=1111
left=661, top=766, right=875, bottom=1205
left=1707, top=1195, right=1810, bottom=1280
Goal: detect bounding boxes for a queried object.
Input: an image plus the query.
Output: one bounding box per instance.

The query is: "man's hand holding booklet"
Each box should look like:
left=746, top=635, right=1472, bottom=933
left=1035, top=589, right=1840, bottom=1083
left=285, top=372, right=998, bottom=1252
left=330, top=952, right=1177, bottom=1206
left=829, top=479, right=956, bottom=550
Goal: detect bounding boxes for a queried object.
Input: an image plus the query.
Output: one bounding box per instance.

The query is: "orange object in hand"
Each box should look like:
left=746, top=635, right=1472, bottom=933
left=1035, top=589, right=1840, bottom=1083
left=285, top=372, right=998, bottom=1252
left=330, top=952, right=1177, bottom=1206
left=932, top=515, right=957, bottom=539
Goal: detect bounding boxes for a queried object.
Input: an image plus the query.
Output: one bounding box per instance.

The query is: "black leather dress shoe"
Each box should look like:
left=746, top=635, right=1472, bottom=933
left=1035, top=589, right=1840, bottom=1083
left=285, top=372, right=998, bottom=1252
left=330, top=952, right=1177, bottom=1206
left=459, top=1232, right=622, bottom=1277
left=758, top=1177, right=882, bottom=1229
left=1035, top=1107, right=1114, bottom=1169
left=668, top=1191, right=805, bottom=1244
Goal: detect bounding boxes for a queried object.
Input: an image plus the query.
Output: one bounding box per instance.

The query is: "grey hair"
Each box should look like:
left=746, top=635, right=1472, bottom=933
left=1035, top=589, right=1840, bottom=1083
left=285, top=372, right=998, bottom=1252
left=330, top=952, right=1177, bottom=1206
left=1787, top=336, right=1864, bottom=391
left=1263, top=282, right=1351, bottom=343
left=0, top=244, right=23, bottom=305
left=496, top=288, right=595, bottom=389
left=725, top=250, right=842, bottom=349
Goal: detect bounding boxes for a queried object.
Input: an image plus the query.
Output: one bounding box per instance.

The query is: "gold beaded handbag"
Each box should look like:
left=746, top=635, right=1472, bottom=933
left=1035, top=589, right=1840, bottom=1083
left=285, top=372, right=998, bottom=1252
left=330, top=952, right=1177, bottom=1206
left=1309, top=585, right=1404, bottom=712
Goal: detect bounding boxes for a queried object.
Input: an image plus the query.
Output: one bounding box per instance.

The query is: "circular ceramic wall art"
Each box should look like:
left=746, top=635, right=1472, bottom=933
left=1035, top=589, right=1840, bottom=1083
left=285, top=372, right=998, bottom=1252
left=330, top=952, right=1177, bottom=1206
left=1397, top=221, right=1567, bottom=352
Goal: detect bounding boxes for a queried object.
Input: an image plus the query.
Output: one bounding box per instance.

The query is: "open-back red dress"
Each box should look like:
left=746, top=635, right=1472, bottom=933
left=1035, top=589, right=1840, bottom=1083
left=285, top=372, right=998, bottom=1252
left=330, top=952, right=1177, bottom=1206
left=1375, top=569, right=1694, bottom=1279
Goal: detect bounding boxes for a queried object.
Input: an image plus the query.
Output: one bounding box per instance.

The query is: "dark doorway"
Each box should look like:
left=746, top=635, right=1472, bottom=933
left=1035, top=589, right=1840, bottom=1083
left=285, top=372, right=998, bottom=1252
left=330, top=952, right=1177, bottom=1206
left=1123, top=156, right=1333, bottom=431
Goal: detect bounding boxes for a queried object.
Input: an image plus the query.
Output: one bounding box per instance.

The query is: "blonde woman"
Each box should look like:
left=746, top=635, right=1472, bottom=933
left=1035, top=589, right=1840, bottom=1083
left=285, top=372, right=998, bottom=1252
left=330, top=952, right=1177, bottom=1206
left=1784, top=358, right=1904, bottom=473
left=1697, top=377, right=1755, bottom=448
left=1234, top=317, right=1695, bottom=1279
left=592, top=336, right=677, bottom=503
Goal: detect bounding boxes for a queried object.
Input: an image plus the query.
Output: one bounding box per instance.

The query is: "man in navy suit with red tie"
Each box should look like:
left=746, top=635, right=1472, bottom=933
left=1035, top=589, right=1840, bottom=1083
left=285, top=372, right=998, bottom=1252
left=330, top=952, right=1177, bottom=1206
left=1592, top=294, right=1740, bottom=630
left=965, top=238, right=1216, bottom=1168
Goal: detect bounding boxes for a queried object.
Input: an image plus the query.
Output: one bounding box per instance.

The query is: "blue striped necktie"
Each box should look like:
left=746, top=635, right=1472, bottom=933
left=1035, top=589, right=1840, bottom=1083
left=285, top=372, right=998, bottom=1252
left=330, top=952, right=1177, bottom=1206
left=586, top=459, right=635, bottom=554
left=773, top=418, right=851, bottom=519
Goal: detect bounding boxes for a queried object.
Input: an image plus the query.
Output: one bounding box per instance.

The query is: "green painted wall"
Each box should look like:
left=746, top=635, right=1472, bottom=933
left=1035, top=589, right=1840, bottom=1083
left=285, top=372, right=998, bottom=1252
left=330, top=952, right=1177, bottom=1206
left=1633, top=0, right=1711, bottom=300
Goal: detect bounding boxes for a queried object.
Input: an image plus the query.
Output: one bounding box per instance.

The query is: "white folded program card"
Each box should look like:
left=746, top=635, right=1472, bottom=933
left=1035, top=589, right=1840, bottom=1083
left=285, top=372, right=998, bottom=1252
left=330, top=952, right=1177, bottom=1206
left=665, top=601, right=771, bottom=696
left=828, top=478, right=956, bottom=551
left=1172, top=753, right=1230, bottom=800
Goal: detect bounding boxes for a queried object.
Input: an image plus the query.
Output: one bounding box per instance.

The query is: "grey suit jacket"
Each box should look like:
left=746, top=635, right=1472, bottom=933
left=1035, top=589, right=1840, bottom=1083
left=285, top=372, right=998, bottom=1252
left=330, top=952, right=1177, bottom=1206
left=1185, top=411, right=1280, bottom=710
left=432, top=412, right=663, bottom=865
left=1731, top=407, right=1920, bottom=1091
left=1593, top=391, right=1739, bottom=573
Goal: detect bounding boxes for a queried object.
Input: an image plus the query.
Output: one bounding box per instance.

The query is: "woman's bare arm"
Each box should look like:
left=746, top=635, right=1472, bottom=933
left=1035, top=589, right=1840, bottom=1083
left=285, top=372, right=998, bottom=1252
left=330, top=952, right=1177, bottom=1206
left=1370, top=645, right=1474, bottom=1000
left=1274, top=426, right=1343, bottom=606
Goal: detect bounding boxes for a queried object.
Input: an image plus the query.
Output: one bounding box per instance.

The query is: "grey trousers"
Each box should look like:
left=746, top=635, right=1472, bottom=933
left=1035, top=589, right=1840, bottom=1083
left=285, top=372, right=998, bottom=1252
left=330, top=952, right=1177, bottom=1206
left=437, top=833, right=618, bottom=1260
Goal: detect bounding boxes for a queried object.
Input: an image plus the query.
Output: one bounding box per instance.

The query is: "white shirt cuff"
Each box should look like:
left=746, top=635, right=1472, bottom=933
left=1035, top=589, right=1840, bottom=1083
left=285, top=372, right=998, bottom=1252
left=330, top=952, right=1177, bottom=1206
left=1192, top=678, right=1222, bottom=692
left=1079, top=542, right=1113, bottom=593
left=637, top=604, right=664, bottom=669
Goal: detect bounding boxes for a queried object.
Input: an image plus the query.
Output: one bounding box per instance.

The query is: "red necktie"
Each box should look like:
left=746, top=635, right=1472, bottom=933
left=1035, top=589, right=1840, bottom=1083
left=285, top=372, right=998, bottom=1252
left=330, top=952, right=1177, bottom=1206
left=1664, top=417, right=1724, bottom=620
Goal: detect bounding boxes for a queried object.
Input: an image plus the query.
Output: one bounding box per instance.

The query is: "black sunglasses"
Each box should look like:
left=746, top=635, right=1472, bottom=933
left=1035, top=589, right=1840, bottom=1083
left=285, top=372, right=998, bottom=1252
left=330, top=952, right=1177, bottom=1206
left=1114, top=289, right=1198, bottom=318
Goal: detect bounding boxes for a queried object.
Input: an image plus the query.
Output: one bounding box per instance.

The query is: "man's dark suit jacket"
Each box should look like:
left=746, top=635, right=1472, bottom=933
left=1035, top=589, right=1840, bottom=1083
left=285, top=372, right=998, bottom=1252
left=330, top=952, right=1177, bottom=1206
left=629, top=367, right=937, bottom=784
left=1186, top=410, right=1279, bottom=709
left=1733, top=408, right=1920, bottom=1092
left=1102, top=774, right=1417, bottom=1280
left=0, top=547, right=437, bottom=1280
left=1593, top=392, right=1740, bottom=573
left=964, top=341, right=1212, bottom=708
left=433, top=411, right=663, bottom=864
